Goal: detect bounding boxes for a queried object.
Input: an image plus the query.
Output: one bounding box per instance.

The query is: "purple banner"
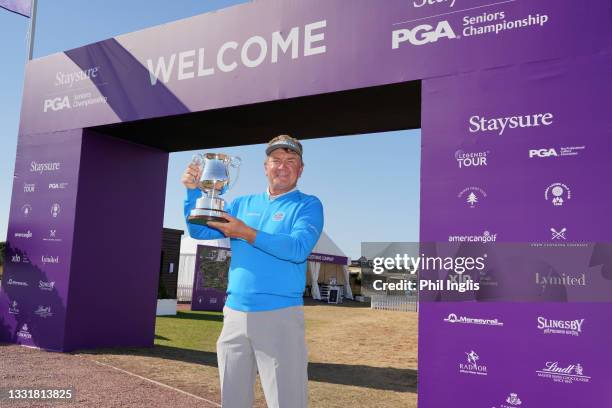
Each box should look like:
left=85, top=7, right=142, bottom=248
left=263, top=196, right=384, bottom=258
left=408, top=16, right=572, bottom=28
left=18, top=0, right=612, bottom=135
left=308, top=252, right=348, bottom=266
left=419, top=55, right=612, bottom=407
left=0, top=0, right=32, bottom=17
left=191, top=245, right=230, bottom=312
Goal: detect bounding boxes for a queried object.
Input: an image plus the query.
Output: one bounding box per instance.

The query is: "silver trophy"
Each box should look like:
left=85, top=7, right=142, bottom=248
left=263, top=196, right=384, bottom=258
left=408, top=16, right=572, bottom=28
left=188, top=153, right=241, bottom=225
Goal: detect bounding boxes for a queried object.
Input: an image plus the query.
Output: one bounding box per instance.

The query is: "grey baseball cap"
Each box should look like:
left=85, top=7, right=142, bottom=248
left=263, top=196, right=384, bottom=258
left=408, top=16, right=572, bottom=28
left=265, top=138, right=303, bottom=157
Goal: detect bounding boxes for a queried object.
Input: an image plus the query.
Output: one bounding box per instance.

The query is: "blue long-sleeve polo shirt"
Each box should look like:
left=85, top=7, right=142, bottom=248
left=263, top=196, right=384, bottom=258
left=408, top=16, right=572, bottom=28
left=184, top=188, right=324, bottom=311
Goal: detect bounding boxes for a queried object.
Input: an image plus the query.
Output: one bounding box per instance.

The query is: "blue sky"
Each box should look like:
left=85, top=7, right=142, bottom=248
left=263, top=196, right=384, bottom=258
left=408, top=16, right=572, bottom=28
left=0, top=0, right=421, bottom=259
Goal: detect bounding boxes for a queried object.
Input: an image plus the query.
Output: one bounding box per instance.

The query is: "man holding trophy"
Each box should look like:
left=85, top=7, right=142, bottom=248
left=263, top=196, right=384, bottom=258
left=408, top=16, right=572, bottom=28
left=182, top=135, right=324, bottom=408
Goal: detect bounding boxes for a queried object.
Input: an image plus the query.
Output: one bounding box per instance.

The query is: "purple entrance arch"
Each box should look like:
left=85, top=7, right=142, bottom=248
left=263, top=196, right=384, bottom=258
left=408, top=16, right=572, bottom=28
left=2, top=0, right=611, bottom=406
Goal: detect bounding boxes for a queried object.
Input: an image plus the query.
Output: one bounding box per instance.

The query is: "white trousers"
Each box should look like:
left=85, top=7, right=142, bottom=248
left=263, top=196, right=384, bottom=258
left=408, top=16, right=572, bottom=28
left=217, top=305, right=308, bottom=408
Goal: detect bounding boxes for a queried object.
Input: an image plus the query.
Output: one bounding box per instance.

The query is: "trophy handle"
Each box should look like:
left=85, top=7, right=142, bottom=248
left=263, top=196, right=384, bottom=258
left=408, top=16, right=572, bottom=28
left=227, top=156, right=242, bottom=192
left=191, top=153, right=205, bottom=189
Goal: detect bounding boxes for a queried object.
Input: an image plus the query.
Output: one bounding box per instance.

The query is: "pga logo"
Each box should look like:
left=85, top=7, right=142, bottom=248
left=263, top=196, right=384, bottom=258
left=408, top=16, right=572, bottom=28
left=529, top=148, right=558, bottom=158
left=43, top=96, right=71, bottom=112
left=392, top=20, right=456, bottom=48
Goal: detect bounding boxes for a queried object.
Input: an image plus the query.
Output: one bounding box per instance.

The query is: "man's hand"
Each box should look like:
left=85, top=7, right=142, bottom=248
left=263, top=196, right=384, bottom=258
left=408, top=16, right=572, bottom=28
left=208, top=213, right=257, bottom=244
left=181, top=164, right=202, bottom=189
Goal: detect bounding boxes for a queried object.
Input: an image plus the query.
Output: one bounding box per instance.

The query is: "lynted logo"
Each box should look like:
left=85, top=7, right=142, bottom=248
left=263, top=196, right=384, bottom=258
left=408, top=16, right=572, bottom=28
left=536, top=272, right=586, bottom=287
left=39, top=281, right=56, bottom=291
left=43, top=96, right=71, bottom=112
left=536, top=361, right=591, bottom=384
left=41, top=255, right=60, bottom=265
left=469, top=112, right=554, bottom=135
left=392, top=21, right=456, bottom=48
left=30, top=161, right=61, bottom=174
left=537, top=317, right=584, bottom=337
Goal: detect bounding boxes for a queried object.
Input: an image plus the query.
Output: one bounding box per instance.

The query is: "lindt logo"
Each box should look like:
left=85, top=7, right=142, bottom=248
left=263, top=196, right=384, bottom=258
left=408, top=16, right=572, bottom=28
left=536, top=361, right=591, bottom=384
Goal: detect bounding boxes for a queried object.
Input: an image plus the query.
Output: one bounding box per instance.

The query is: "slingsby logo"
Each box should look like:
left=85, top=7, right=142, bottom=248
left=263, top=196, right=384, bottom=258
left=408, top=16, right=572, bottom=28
left=443, top=313, right=504, bottom=327
left=459, top=350, right=488, bottom=376
left=537, top=317, right=584, bottom=337
left=536, top=361, right=591, bottom=384
left=392, top=20, right=456, bottom=48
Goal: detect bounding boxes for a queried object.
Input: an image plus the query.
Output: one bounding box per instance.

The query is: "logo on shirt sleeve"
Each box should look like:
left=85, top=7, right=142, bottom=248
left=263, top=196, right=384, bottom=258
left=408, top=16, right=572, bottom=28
left=272, top=211, right=285, bottom=221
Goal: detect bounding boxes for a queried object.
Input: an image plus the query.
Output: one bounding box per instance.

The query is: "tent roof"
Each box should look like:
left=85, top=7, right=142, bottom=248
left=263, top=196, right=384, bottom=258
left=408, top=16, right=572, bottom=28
left=312, top=231, right=347, bottom=258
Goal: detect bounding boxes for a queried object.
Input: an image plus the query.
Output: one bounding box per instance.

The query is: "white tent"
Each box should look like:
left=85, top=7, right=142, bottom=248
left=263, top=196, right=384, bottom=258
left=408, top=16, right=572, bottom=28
left=307, top=231, right=353, bottom=300
left=178, top=231, right=353, bottom=301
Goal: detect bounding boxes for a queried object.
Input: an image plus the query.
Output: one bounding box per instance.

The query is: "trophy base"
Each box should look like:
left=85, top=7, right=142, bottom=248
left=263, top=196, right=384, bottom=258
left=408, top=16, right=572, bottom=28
left=188, top=209, right=228, bottom=225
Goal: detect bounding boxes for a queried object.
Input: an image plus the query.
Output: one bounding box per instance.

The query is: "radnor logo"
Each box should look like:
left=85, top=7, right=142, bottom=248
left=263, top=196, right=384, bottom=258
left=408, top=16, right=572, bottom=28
left=459, top=350, right=487, bottom=376
left=30, top=161, right=61, bottom=174
left=469, top=112, right=554, bottom=135
left=536, top=272, right=586, bottom=287
left=448, top=231, right=497, bottom=243
left=17, top=324, right=32, bottom=339
left=7, top=279, right=29, bottom=287
left=39, top=281, right=56, bottom=291
left=443, top=313, right=504, bottom=327
left=35, top=306, right=53, bottom=318
left=536, top=361, right=591, bottom=384
left=41, top=255, right=60, bottom=265
left=537, top=317, right=584, bottom=337
left=9, top=301, right=19, bottom=315
left=14, top=230, right=33, bottom=239
left=392, top=20, right=456, bottom=48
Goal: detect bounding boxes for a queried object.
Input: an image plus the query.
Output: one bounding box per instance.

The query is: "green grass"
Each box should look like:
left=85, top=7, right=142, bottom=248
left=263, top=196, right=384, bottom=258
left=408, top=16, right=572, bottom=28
left=154, top=310, right=223, bottom=352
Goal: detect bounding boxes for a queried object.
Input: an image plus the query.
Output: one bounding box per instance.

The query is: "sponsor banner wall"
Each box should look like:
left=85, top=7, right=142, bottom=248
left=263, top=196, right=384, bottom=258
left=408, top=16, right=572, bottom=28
left=191, top=245, right=230, bottom=312
left=19, top=0, right=612, bottom=135
left=0, top=130, right=83, bottom=350
left=419, top=57, right=612, bottom=406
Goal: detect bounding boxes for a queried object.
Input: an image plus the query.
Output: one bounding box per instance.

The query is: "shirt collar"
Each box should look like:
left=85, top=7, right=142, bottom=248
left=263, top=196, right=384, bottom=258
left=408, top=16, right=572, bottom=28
left=267, top=186, right=297, bottom=201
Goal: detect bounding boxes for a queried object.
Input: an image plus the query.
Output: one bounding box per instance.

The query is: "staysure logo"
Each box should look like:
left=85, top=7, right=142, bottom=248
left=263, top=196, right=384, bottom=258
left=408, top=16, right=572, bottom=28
left=392, top=20, right=456, bottom=48
left=537, top=317, right=584, bottom=337
left=536, top=272, right=586, bottom=287
left=146, top=20, right=327, bottom=85
left=469, top=112, right=554, bottom=135
left=55, top=66, right=100, bottom=88
left=43, top=96, right=71, bottom=112
left=30, top=161, right=61, bottom=174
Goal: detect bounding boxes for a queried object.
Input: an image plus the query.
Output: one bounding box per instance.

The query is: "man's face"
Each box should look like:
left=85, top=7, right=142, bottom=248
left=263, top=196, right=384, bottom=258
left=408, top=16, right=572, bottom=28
left=264, top=148, right=304, bottom=193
